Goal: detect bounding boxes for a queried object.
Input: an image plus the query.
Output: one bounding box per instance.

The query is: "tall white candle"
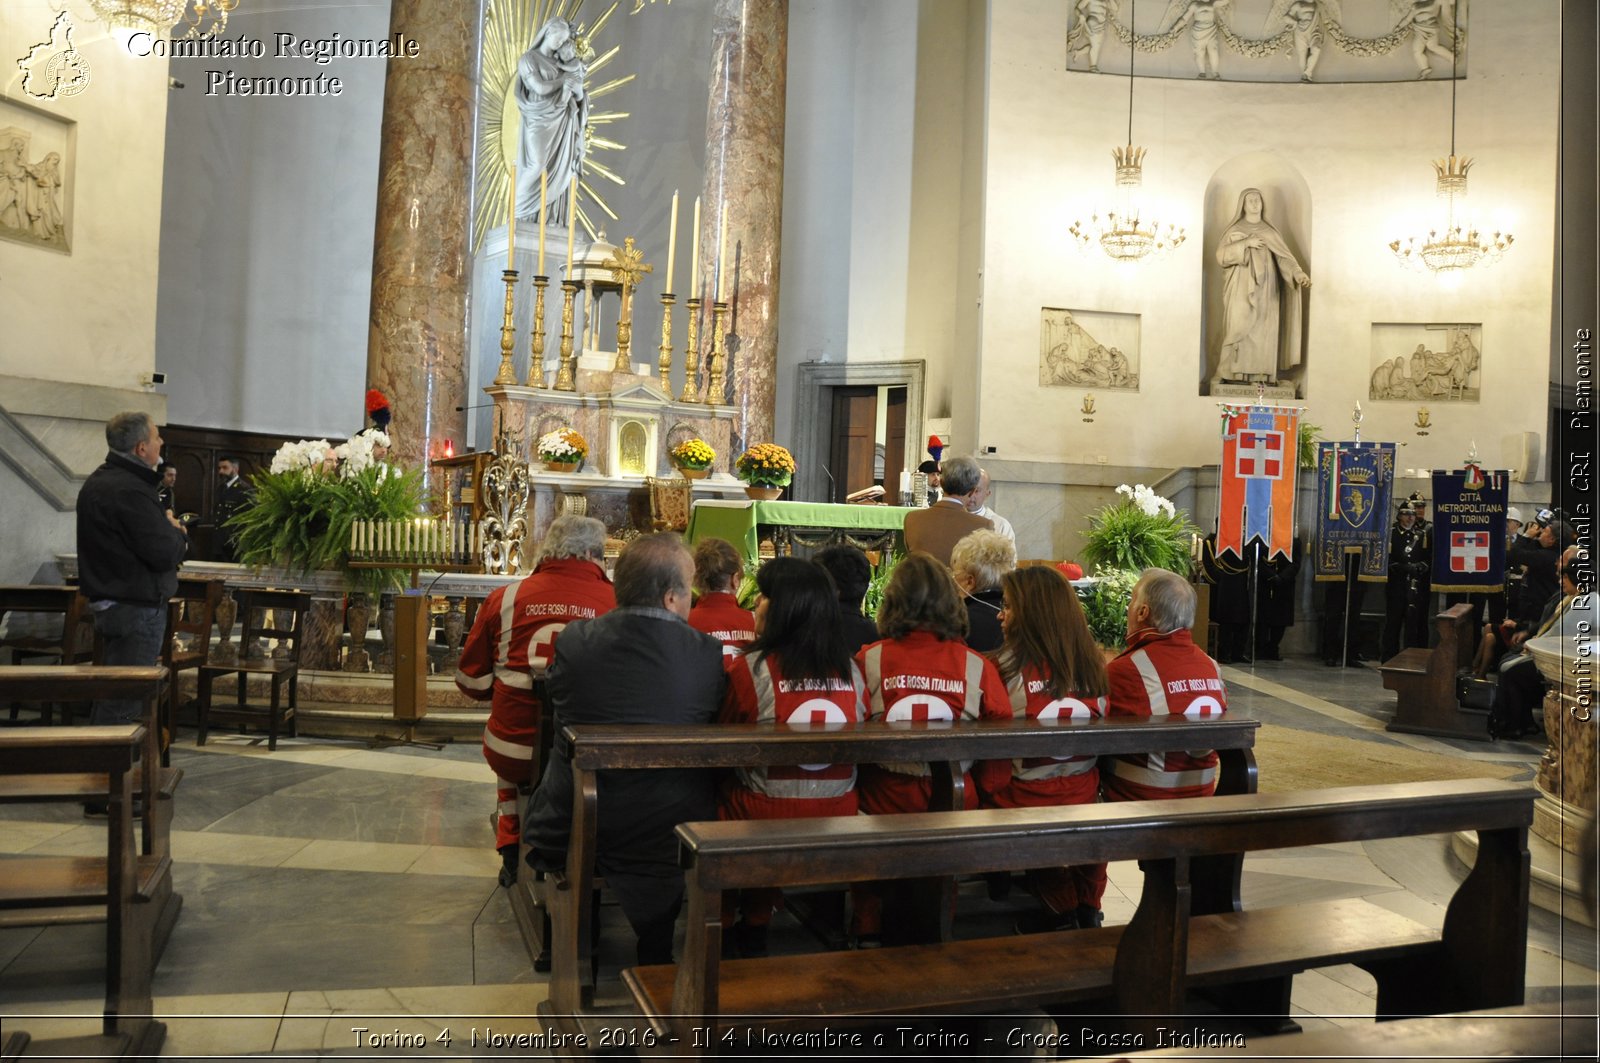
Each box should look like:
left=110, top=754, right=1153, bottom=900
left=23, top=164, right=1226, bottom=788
left=507, top=163, right=517, bottom=264
left=349, top=521, right=358, bottom=554
left=690, top=196, right=701, bottom=294
left=665, top=189, right=679, bottom=293
left=715, top=208, right=729, bottom=302
left=537, top=170, right=547, bottom=275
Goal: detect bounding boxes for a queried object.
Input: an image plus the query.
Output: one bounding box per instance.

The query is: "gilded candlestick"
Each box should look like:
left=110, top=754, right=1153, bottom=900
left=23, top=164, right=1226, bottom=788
left=680, top=297, right=703, bottom=403
left=613, top=278, right=635, bottom=373
left=706, top=300, right=730, bottom=405
left=493, top=269, right=520, bottom=386
left=526, top=275, right=549, bottom=387
left=554, top=280, right=579, bottom=392
left=605, top=237, right=653, bottom=374
left=657, top=293, right=676, bottom=393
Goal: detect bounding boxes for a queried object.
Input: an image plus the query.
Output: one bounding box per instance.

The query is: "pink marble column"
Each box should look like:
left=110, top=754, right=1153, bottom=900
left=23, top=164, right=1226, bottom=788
left=695, top=0, right=787, bottom=453
left=365, top=0, right=476, bottom=495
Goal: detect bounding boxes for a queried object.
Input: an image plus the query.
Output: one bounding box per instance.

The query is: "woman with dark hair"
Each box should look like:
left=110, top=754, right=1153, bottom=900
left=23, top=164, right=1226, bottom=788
left=719, top=558, right=865, bottom=956
left=688, top=537, right=755, bottom=653
left=814, top=544, right=879, bottom=654
left=851, top=552, right=1010, bottom=944
left=990, top=566, right=1111, bottom=933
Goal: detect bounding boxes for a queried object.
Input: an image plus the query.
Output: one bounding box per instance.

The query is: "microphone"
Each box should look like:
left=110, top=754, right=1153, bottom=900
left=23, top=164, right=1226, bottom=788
left=454, top=403, right=498, bottom=412
left=820, top=462, right=836, bottom=502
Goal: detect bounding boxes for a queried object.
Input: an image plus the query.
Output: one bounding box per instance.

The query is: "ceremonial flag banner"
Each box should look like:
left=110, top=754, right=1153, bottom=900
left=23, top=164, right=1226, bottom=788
left=1218, top=405, right=1300, bottom=560
left=1313, top=440, right=1396, bottom=581
left=1430, top=467, right=1509, bottom=593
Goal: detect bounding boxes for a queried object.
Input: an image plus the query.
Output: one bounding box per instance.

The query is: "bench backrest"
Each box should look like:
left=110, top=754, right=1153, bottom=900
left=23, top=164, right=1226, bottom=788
left=676, top=778, right=1533, bottom=890
left=1432, top=603, right=1475, bottom=675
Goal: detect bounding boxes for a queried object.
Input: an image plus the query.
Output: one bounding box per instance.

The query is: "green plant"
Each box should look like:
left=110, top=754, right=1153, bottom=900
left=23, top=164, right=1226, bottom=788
left=1080, top=484, right=1199, bottom=576
left=1298, top=421, right=1322, bottom=469
left=734, top=443, right=796, bottom=488
left=1082, top=566, right=1141, bottom=649
left=228, top=463, right=424, bottom=596
left=860, top=545, right=904, bottom=620
left=671, top=438, right=716, bottom=470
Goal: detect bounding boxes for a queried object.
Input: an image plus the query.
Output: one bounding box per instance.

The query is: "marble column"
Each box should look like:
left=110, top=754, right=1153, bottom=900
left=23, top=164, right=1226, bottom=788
left=696, top=0, right=787, bottom=453
left=365, top=0, right=477, bottom=497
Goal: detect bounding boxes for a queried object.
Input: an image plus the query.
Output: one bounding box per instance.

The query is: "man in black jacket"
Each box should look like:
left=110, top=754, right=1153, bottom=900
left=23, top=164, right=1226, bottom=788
left=76, top=412, right=189, bottom=724
left=523, top=533, right=725, bottom=965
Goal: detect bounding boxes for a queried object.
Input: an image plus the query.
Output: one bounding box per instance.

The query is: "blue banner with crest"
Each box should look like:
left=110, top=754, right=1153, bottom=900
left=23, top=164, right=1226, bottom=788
left=1429, top=468, right=1509, bottom=593
left=1314, top=441, right=1395, bottom=581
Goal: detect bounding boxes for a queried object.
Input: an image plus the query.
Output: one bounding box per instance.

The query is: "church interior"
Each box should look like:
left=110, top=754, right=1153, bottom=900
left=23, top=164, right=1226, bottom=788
left=1, top=0, right=1596, bottom=1057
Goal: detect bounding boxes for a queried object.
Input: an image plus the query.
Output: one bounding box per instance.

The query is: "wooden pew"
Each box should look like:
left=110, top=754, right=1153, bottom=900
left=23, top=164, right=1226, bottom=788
left=0, top=666, right=182, bottom=864
left=1098, top=1002, right=1594, bottom=1061
left=1380, top=603, right=1482, bottom=739
left=536, top=715, right=1259, bottom=1032
left=626, top=778, right=1533, bottom=1055
left=0, top=725, right=171, bottom=1058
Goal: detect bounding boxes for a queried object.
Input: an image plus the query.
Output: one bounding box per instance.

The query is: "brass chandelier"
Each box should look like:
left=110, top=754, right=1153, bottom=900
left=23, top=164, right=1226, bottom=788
left=1389, top=43, right=1513, bottom=275
left=87, top=0, right=237, bottom=42
left=1070, top=0, right=1186, bottom=264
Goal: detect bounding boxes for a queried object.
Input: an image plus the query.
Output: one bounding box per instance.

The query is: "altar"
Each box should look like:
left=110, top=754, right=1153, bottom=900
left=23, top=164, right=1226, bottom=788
left=686, top=499, right=918, bottom=563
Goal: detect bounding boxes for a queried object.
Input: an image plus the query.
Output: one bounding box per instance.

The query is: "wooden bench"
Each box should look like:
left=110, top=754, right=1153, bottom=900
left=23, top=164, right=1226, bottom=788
left=0, top=725, right=172, bottom=1058
left=535, top=715, right=1259, bottom=1034
left=625, top=778, right=1532, bottom=1054
left=0, top=666, right=183, bottom=864
left=1099, top=1002, right=1594, bottom=1061
left=1, top=585, right=93, bottom=724
left=1380, top=603, right=1482, bottom=739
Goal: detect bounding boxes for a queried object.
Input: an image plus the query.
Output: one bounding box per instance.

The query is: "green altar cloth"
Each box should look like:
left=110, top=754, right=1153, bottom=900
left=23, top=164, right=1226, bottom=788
left=686, top=500, right=919, bottom=562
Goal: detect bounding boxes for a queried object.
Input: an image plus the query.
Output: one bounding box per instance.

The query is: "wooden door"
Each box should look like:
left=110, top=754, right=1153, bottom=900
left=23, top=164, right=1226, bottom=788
left=828, top=387, right=877, bottom=504
left=883, top=387, right=907, bottom=505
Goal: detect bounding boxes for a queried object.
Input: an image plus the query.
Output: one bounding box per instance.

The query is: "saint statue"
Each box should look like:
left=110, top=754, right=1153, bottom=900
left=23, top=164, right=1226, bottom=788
left=514, top=17, right=587, bottom=225
left=1211, top=188, right=1311, bottom=387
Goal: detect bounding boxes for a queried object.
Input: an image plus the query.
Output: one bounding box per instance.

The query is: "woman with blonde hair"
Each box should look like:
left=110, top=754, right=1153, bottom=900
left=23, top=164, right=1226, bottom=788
left=990, top=565, right=1111, bottom=933
left=950, top=529, right=1016, bottom=653
left=852, top=552, right=1010, bottom=945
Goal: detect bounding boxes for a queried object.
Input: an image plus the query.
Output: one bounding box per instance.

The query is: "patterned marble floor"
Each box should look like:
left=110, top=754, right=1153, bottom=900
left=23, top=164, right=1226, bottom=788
left=1, top=657, right=1595, bottom=1059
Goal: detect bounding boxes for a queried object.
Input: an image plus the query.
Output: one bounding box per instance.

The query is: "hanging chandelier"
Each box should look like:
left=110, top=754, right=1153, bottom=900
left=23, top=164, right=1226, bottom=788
left=1389, top=43, right=1513, bottom=275
left=87, top=0, right=238, bottom=43
left=1070, top=0, right=1186, bottom=264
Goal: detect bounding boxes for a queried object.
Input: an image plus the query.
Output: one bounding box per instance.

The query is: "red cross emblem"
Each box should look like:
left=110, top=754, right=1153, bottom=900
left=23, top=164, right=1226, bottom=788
left=884, top=694, right=954, bottom=724
left=528, top=621, right=568, bottom=671
left=1450, top=531, right=1491, bottom=573
left=1235, top=430, right=1283, bottom=479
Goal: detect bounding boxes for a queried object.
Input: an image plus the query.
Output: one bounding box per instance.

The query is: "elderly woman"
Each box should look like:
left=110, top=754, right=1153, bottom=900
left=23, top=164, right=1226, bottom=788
left=718, top=558, right=865, bottom=956
left=950, top=529, right=1016, bottom=653
left=687, top=537, right=755, bottom=653
left=989, top=566, right=1111, bottom=933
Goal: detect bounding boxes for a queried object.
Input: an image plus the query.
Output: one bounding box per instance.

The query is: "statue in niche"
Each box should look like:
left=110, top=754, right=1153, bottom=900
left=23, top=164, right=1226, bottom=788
left=514, top=17, right=587, bottom=224
left=1211, top=188, right=1311, bottom=388
left=1269, top=0, right=1327, bottom=82
left=1066, top=0, right=1119, bottom=73
left=1161, top=0, right=1231, bottom=80
left=1394, top=0, right=1458, bottom=80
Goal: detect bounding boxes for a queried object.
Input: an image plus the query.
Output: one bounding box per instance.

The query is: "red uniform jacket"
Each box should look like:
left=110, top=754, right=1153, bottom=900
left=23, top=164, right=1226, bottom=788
left=1102, top=626, right=1226, bottom=801
left=854, top=630, right=1011, bottom=812
left=688, top=592, right=757, bottom=656
left=455, top=558, right=615, bottom=783
left=987, top=663, right=1107, bottom=809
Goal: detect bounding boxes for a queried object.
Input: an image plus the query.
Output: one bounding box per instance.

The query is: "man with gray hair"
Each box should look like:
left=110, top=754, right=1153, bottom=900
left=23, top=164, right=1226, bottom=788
left=76, top=411, right=188, bottom=726
left=965, top=468, right=1016, bottom=545
left=903, top=453, right=992, bottom=567
left=525, top=533, right=725, bottom=965
left=456, top=514, right=615, bottom=884
left=1102, top=568, right=1228, bottom=802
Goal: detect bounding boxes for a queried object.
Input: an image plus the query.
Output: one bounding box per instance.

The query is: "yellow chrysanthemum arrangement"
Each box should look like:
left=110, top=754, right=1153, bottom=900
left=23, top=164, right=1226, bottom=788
left=670, top=438, right=716, bottom=471
left=536, top=427, right=588, bottom=464
left=735, top=443, right=796, bottom=488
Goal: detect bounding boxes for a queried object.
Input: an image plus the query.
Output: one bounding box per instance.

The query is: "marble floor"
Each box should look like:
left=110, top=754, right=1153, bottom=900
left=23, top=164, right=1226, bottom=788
left=1, top=657, right=1596, bottom=1059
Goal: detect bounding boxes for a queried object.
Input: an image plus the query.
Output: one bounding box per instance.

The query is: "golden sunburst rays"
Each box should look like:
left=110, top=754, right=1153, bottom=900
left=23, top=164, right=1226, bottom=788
left=474, top=0, right=636, bottom=252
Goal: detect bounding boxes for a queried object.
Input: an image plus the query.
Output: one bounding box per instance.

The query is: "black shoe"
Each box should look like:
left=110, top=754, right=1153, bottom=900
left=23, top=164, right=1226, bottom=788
left=853, top=934, right=882, bottom=950
left=1074, top=905, right=1104, bottom=928
left=497, top=844, right=519, bottom=888
left=1013, top=907, right=1077, bottom=935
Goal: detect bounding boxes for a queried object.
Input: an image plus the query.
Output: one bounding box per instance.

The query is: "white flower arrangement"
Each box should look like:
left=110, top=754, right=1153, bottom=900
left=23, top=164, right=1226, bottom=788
left=1116, top=482, right=1176, bottom=519
left=536, top=428, right=587, bottom=463
left=336, top=429, right=393, bottom=478
left=269, top=439, right=335, bottom=475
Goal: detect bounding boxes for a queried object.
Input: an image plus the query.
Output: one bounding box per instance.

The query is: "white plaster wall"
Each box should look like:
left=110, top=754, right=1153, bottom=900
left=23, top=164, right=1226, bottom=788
left=0, top=1, right=170, bottom=388
left=977, top=0, right=1560, bottom=474
left=153, top=0, right=390, bottom=439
